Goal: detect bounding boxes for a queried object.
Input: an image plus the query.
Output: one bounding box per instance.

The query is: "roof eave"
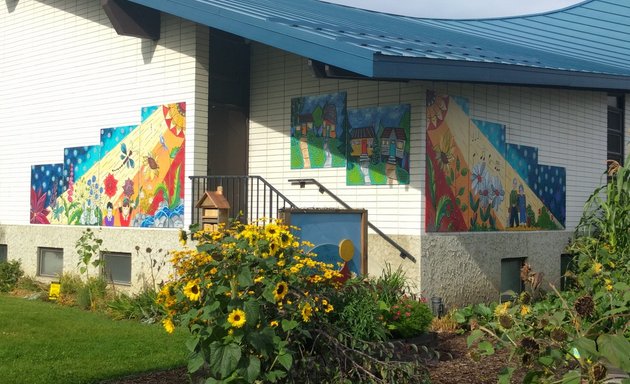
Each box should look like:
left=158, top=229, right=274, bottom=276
left=372, top=54, right=630, bottom=91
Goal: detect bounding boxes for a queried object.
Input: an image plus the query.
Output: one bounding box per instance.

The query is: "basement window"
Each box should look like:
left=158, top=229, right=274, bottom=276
left=0, top=244, right=7, bottom=263
left=102, top=252, right=132, bottom=285
left=500, top=257, right=525, bottom=302
left=38, top=248, right=64, bottom=277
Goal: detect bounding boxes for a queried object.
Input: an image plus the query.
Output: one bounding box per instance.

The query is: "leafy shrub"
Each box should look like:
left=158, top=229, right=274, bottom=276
left=460, top=158, right=630, bottom=383
left=334, top=278, right=388, bottom=341
left=0, top=260, right=24, bottom=292
left=388, top=296, right=433, bottom=339
left=108, top=288, right=163, bottom=323
left=159, top=220, right=429, bottom=383
left=76, top=277, right=108, bottom=310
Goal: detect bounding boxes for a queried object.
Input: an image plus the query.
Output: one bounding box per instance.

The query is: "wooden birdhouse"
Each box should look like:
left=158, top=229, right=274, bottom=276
left=195, top=186, right=230, bottom=231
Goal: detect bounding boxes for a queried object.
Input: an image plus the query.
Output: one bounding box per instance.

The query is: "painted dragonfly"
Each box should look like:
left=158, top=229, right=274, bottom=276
left=112, top=143, right=135, bottom=171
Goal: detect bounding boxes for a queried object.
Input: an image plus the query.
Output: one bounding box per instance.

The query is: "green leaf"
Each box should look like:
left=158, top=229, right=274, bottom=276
left=209, top=342, right=241, bottom=378
left=170, top=146, right=181, bottom=159
left=498, top=367, right=514, bottom=384
left=242, top=356, right=261, bottom=384
left=243, top=300, right=260, bottom=326
left=186, top=336, right=201, bottom=353
left=456, top=157, right=461, bottom=171
left=572, top=337, right=599, bottom=359
left=450, top=168, right=455, bottom=183
left=188, top=351, right=205, bottom=374
left=475, top=303, right=493, bottom=317
left=281, top=319, right=299, bottom=332
left=621, top=379, right=630, bottom=384
left=538, top=355, right=553, bottom=366
left=467, top=329, right=484, bottom=348
left=597, top=334, right=630, bottom=371
left=560, top=370, right=581, bottom=384
left=262, top=286, right=276, bottom=303
left=461, top=168, right=468, bottom=176
left=458, top=187, right=465, bottom=196
left=478, top=341, right=495, bottom=355
left=277, top=352, right=293, bottom=371
left=238, top=268, right=253, bottom=288
left=247, top=328, right=275, bottom=357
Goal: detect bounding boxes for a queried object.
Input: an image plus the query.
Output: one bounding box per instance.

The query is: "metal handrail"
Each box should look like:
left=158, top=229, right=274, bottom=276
left=189, top=175, right=297, bottom=224
left=288, top=178, right=417, bottom=263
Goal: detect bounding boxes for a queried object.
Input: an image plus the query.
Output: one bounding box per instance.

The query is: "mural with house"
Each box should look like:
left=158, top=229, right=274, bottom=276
left=347, top=104, right=411, bottom=185
left=425, top=91, right=565, bottom=232
left=290, top=92, right=347, bottom=169
left=30, top=103, right=186, bottom=228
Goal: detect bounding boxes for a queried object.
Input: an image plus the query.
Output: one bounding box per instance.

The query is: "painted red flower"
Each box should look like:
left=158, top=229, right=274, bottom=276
left=104, top=173, right=118, bottom=198
left=30, top=188, right=50, bottom=224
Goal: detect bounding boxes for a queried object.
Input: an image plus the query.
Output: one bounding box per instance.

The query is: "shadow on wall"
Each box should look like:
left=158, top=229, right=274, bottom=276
left=420, top=231, right=570, bottom=309
left=31, top=0, right=192, bottom=58
left=5, top=0, right=18, bottom=13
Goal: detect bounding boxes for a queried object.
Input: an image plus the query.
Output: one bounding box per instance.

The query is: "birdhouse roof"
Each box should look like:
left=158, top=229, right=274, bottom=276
left=195, top=191, right=230, bottom=209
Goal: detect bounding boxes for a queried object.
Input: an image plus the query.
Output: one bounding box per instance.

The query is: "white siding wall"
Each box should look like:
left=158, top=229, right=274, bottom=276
left=0, top=0, right=208, bottom=226
left=249, top=44, right=608, bottom=235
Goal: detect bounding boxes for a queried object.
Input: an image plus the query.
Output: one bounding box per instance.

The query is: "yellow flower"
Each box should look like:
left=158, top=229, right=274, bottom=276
left=228, top=329, right=234, bottom=335
left=254, top=276, right=264, bottom=284
left=301, top=302, right=313, bottom=322
left=593, top=262, right=603, bottom=274
left=227, top=309, right=247, bottom=328
left=325, top=304, right=334, bottom=313
left=270, top=320, right=279, bottom=328
left=605, top=279, right=613, bottom=291
left=277, top=260, right=286, bottom=267
left=162, top=318, right=175, bottom=334
left=210, top=267, right=218, bottom=275
left=520, top=305, right=531, bottom=316
left=494, top=302, right=511, bottom=317
left=274, top=281, right=289, bottom=302
left=179, top=229, right=187, bottom=246
left=183, top=280, right=201, bottom=301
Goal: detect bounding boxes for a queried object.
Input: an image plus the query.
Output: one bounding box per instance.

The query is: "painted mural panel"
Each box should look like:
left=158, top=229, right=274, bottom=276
left=30, top=164, right=65, bottom=224
left=29, top=102, right=186, bottom=228
left=346, top=104, right=411, bottom=185
left=425, top=91, right=565, bottom=232
left=290, top=92, right=347, bottom=169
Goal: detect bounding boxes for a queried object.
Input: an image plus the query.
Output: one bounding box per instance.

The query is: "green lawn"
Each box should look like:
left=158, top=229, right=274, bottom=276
left=0, top=295, right=188, bottom=384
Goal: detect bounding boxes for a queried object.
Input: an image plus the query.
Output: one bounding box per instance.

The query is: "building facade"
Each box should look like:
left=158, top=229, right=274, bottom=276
left=1, top=0, right=628, bottom=306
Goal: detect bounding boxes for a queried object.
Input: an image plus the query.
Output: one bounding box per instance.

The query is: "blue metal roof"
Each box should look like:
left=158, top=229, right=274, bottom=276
left=129, top=0, right=630, bottom=90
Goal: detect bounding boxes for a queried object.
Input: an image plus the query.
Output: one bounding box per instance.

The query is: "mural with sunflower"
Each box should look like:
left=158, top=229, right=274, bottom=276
left=30, top=102, right=186, bottom=228
left=425, top=91, right=565, bottom=232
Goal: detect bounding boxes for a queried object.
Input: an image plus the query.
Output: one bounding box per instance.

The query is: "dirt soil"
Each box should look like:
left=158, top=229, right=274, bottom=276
left=104, top=332, right=522, bottom=384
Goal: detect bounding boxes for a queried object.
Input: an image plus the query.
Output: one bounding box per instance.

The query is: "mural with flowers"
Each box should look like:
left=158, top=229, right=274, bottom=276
left=425, top=91, right=565, bottom=232
left=30, top=102, right=186, bottom=228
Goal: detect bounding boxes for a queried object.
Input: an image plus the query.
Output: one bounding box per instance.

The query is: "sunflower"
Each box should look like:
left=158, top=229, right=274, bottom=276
left=301, top=302, right=313, bottom=322
left=274, top=281, right=288, bottom=302
left=183, top=280, right=201, bottom=301
left=433, top=130, right=455, bottom=172
left=227, top=309, right=247, bottom=328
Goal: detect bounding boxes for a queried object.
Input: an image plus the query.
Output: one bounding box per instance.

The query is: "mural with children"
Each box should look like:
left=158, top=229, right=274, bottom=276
left=425, top=91, right=565, bottom=232
left=30, top=103, right=185, bottom=228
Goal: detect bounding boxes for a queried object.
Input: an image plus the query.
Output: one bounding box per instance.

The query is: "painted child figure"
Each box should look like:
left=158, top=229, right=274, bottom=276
left=518, top=184, right=527, bottom=227
left=509, top=178, right=519, bottom=227
left=118, top=197, right=134, bottom=227
left=103, top=202, right=115, bottom=226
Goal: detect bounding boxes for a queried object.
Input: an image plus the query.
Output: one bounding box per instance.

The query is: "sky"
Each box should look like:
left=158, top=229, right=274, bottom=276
left=322, top=0, right=586, bottom=19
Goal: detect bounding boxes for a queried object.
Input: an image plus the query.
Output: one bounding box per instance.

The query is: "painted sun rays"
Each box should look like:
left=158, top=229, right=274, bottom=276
left=30, top=102, right=186, bottom=228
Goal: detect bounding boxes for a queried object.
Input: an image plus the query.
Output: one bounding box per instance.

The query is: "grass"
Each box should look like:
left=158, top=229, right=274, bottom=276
left=0, top=295, right=188, bottom=384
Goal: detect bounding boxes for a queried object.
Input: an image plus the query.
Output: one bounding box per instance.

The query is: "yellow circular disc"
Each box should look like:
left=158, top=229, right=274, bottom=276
left=338, top=239, right=355, bottom=262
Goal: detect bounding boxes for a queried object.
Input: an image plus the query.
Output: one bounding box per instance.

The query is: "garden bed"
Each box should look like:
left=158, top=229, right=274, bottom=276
left=105, top=332, right=522, bottom=384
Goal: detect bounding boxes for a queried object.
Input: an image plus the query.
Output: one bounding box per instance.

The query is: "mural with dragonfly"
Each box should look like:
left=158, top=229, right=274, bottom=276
left=30, top=102, right=186, bottom=228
